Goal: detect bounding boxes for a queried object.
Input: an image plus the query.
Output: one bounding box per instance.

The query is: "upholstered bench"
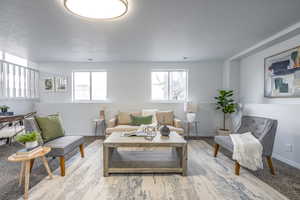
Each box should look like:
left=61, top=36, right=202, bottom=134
left=24, top=118, right=85, bottom=176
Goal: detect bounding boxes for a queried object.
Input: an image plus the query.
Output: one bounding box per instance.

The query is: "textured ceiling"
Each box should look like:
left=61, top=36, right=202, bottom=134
left=0, top=0, right=300, bottom=62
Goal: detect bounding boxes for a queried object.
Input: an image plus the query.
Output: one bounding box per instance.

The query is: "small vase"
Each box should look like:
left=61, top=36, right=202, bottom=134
left=160, top=125, right=170, bottom=137
left=25, top=141, right=38, bottom=149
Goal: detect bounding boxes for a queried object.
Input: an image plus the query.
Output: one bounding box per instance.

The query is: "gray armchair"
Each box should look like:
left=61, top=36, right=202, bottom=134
left=214, top=116, right=278, bottom=175
left=23, top=118, right=85, bottom=176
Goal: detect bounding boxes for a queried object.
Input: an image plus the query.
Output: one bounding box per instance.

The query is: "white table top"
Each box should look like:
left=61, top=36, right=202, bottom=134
left=104, top=131, right=186, bottom=145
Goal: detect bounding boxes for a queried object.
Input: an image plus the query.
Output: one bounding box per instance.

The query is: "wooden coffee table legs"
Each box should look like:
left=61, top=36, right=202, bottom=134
left=103, top=145, right=188, bottom=177
left=181, top=144, right=188, bottom=176
left=19, top=157, right=53, bottom=200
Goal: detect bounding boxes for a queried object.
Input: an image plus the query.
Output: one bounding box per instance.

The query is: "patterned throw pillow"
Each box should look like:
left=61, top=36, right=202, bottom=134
left=130, top=115, right=153, bottom=126
left=142, top=109, right=158, bottom=124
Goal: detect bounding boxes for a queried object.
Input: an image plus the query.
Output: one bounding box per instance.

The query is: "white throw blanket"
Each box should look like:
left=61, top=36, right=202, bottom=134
left=230, top=132, right=264, bottom=171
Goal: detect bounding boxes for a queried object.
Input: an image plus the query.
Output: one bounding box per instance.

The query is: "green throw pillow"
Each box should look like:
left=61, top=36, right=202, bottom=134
left=35, top=114, right=65, bottom=143
left=130, top=115, right=153, bottom=126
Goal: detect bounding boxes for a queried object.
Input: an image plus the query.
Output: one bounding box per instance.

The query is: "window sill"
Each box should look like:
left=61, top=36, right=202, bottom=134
left=0, top=97, right=39, bottom=101
left=149, top=100, right=185, bottom=104
left=71, top=100, right=112, bottom=104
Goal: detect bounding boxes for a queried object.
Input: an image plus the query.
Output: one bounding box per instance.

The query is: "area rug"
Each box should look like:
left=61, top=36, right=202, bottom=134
left=21, top=140, right=288, bottom=200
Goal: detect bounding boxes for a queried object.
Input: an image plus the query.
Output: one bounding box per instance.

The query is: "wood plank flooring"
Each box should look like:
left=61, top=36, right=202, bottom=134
left=20, top=140, right=288, bottom=200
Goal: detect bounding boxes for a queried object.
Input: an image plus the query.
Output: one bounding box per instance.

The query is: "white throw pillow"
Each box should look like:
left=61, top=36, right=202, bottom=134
left=142, top=109, right=158, bottom=124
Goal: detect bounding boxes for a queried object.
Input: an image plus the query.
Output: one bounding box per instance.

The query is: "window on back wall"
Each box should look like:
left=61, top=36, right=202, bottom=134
left=72, top=71, right=107, bottom=101
left=0, top=53, right=38, bottom=99
left=151, top=70, right=187, bottom=101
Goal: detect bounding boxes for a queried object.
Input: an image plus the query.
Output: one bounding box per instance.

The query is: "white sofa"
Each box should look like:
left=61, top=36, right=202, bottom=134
left=106, top=110, right=184, bottom=136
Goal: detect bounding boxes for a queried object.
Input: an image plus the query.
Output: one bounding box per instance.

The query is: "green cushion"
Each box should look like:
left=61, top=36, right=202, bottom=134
left=35, top=114, right=65, bottom=143
left=130, top=115, right=153, bottom=126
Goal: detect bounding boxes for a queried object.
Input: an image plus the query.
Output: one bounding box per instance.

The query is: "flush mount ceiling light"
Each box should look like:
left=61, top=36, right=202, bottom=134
left=64, top=0, right=128, bottom=20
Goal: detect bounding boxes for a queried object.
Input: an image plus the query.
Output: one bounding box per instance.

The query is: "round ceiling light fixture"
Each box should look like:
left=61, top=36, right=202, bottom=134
left=64, top=0, right=128, bottom=20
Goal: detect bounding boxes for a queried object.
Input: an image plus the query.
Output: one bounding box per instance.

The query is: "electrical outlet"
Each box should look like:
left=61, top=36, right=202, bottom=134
left=285, top=144, right=293, bottom=152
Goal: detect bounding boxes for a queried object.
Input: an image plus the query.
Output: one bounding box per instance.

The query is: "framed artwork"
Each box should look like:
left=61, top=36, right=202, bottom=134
left=43, top=78, right=54, bottom=92
left=55, top=76, right=68, bottom=92
left=264, top=46, right=300, bottom=98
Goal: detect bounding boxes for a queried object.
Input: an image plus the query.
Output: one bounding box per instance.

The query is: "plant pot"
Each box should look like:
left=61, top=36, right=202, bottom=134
left=1, top=108, right=8, bottom=113
left=217, top=129, right=231, bottom=136
left=25, top=141, right=38, bottom=149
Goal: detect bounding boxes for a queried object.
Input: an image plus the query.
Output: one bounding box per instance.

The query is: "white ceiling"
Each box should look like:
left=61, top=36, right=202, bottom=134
left=0, top=0, right=300, bottom=62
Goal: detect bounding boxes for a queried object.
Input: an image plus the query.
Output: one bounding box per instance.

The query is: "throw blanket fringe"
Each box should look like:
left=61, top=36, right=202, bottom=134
left=230, top=132, right=263, bottom=171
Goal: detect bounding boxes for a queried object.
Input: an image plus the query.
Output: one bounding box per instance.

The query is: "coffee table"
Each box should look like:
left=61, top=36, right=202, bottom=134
left=103, top=132, right=187, bottom=176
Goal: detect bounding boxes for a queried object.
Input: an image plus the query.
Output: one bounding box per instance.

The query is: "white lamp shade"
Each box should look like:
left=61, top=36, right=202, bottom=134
left=184, top=102, right=198, bottom=113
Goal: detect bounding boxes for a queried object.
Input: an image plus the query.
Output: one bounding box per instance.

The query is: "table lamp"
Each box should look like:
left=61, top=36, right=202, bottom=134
left=184, top=102, right=198, bottom=122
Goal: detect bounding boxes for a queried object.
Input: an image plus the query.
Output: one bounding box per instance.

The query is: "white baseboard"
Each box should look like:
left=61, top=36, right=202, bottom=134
left=273, top=153, right=300, bottom=169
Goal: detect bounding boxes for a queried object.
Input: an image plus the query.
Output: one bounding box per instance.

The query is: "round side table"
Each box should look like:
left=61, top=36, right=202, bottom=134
left=8, top=146, right=53, bottom=200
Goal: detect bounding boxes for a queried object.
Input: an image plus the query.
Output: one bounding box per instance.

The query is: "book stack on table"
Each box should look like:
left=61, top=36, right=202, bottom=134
left=15, top=146, right=43, bottom=158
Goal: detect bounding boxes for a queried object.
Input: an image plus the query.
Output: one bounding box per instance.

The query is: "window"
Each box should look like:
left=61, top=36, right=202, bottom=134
left=0, top=54, right=38, bottom=99
left=73, top=71, right=107, bottom=101
left=151, top=70, right=187, bottom=101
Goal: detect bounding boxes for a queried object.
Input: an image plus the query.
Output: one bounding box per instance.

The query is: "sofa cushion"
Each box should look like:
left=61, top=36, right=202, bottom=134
left=45, top=136, right=84, bottom=157
left=142, top=109, right=158, bottom=124
left=130, top=115, right=153, bottom=126
left=35, top=114, right=65, bottom=143
left=167, top=126, right=184, bottom=135
left=106, top=125, right=140, bottom=134
left=118, top=112, right=141, bottom=125
left=156, top=111, right=174, bottom=125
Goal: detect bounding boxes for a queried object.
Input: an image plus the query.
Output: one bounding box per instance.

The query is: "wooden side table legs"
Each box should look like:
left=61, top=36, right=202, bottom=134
left=19, top=157, right=53, bottom=200
left=24, top=161, right=31, bottom=200
left=19, top=162, right=25, bottom=186
left=41, top=156, right=53, bottom=179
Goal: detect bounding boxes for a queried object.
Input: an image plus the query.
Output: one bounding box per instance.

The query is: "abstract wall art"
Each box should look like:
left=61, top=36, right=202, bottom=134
left=264, top=46, right=300, bottom=98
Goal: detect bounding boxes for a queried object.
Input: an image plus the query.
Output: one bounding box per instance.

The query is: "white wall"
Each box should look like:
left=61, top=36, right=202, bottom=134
left=222, top=60, right=240, bottom=100
left=36, top=61, right=224, bottom=136
left=239, top=33, right=300, bottom=168
left=0, top=100, right=35, bottom=114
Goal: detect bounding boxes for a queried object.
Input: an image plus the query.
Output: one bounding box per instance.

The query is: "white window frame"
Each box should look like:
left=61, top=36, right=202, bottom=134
left=151, top=69, right=188, bottom=103
left=72, top=70, right=108, bottom=102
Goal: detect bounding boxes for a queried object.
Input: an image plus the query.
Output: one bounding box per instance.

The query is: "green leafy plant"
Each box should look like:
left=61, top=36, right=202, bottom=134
left=214, top=90, right=236, bottom=130
left=15, top=132, right=38, bottom=143
left=0, top=105, right=10, bottom=113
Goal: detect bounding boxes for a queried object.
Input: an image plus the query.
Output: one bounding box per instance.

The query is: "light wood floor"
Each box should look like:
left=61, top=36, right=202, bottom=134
left=21, top=140, right=288, bottom=200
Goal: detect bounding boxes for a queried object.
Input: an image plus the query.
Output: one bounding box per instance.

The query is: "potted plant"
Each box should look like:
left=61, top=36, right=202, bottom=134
left=214, top=90, right=236, bottom=135
left=0, top=105, right=10, bottom=113
left=16, top=132, right=39, bottom=149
